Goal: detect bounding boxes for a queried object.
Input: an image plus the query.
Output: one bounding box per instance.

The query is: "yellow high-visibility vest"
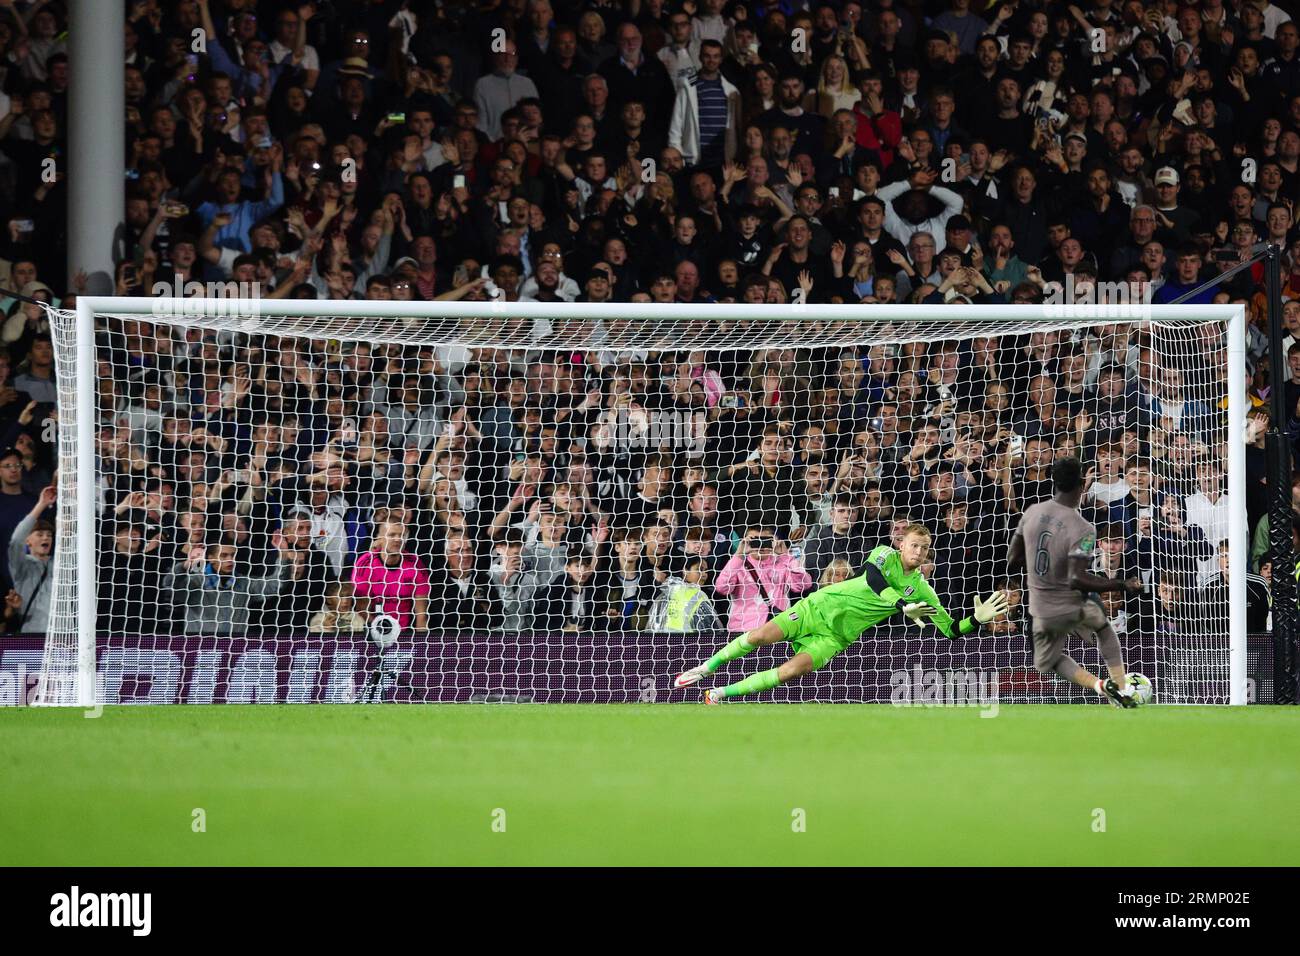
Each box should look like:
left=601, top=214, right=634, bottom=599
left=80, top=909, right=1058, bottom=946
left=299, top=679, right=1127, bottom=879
left=663, top=585, right=708, bottom=632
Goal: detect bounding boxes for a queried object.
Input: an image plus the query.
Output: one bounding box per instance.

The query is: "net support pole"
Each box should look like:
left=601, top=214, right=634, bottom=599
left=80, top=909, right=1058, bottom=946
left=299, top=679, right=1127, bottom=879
left=1228, top=305, right=1247, bottom=705
left=76, top=297, right=96, bottom=707
left=67, top=0, right=123, bottom=295
left=1265, top=246, right=1299, bottom=704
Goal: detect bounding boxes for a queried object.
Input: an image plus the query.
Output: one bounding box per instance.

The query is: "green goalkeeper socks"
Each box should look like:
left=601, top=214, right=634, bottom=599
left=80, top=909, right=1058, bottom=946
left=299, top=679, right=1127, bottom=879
left=720, top=668, right=782, bottom=699
left=705, top=634, right=756, bottom=673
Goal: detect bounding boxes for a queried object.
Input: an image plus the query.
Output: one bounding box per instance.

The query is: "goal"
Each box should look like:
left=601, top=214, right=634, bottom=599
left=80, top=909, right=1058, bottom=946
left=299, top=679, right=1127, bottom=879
left=32, top=298, right=1246, bottom=706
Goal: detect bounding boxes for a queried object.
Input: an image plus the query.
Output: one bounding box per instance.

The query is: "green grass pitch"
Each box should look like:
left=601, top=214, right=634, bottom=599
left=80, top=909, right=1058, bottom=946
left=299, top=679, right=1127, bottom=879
left=1, top=704, right=1296, bottom=866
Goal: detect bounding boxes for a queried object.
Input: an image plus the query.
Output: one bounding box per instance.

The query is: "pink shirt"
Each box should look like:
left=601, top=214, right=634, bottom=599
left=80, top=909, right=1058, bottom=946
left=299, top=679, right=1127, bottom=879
left=714, top=551, right=813, bottom=633
left=690, top=365, right=725, bottom=407
left=350, top=551, right=433, bottom=631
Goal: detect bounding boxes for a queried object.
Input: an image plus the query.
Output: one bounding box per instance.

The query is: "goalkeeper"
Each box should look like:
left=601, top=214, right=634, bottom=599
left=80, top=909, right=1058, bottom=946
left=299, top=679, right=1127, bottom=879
left=675, top=523, right=1009, bottom=703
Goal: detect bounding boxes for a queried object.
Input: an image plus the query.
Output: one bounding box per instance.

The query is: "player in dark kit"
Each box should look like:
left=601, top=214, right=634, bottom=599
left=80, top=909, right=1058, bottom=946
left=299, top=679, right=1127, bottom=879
left=1008, top=457, right=1143, bottom=708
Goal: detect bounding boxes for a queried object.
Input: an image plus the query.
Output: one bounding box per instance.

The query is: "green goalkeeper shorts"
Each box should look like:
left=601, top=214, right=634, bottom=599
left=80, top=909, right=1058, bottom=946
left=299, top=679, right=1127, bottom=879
left=773, top=599, right=853, bottom=671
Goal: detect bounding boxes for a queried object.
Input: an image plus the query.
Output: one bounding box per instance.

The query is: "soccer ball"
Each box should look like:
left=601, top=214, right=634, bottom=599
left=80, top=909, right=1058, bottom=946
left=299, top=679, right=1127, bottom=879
left=1126, top=672, right=1153, bottom=705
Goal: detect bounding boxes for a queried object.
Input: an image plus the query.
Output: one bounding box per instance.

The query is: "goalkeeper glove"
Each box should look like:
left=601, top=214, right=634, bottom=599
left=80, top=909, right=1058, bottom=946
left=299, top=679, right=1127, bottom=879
left=899, top=601, right=937, bottom=625
left=973, top=591, right=1010, bottom=625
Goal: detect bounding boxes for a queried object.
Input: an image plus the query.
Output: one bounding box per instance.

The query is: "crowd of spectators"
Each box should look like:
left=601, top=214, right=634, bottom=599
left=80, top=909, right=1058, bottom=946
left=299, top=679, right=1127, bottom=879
left=0, top=0, right=1289, bottom=637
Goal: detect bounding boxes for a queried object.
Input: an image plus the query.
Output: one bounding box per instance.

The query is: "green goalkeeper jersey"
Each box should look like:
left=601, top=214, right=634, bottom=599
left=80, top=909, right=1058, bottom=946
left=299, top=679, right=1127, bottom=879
left=802, top=545, right=977, bottom=643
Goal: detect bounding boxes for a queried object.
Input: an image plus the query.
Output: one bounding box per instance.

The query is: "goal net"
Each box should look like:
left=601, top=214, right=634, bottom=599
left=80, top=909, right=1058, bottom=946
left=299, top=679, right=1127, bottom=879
left=32, top=299, right=1245, bottom=706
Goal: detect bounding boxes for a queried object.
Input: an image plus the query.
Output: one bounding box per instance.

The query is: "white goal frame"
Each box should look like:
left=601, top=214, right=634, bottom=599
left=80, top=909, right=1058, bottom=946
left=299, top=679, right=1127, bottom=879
left=48, top=298, right=1247, bottom=706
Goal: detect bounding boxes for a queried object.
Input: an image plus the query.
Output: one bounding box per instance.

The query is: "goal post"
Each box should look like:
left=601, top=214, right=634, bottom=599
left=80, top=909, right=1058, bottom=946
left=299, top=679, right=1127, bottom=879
left=36, top=298, right=1247, bottom=706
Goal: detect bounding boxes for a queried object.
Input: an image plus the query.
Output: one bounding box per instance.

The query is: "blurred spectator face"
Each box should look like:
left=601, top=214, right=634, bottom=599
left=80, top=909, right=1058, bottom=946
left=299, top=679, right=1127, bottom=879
left=1268, top=205, right=1291, bottom=238
left=125, top=66, right=146, bottom=104
left=33, top=110, right=57, bottom=141
left=242, top=39, right=270, bottom=73
left=529, top=0, right=554, bottom=31
left=413, top=236, right=437, bottom=267
left=700, top=44, right=723, bottom=75
left=583, top=75, right=609, bottom=111
left=345, top=28, right=371, bottom=59
left=984, top=381, right=1009, bottom=413
left=690, top=172, right=716, bottom=204
left=795, top=187, right=816, bottom=217
left=660, top=148, right=685, bottom=173
left=216, top=170, right=243, bottom=203
left=909, top=130, right=932, bottom=163
left=150, top=107, right=177, bottom=140
left=769, top=125, right=793, bottom=160
left=1282, top=131, right=1300, bottom=162
left=33, top=9, right=57, bottom=38
left=622, top=101, right=646, bottom=130
left=1129, top=206, right=1156, bottom=242
left=1175, top=251, right=1200, bottom=283
left=1140, top=240, right=1165, bottom=276
left=996, top=78, right=1020, bottom=110
left=492, top=261, right=521, bottom=294
left=172, top=241, right=197, bottom=269
left=832, top=110, right=857, bottom=143
left=579, top=11, right=605, bottom=43
left=408, top=110, right=435, bottom=142
left=1086, top=168, right=1111, bottom=200
left=1058, top=239, right=1083, bottom=267
left=616, top=24, right=643, bottom=62
left=1197, top=464, right=1222, bottom=499
left=779, top=77, right=804, bottom=109
left=1235, top=46, right=1259, bottom=77
left=496, top=232, right=522, bottom=260
left=572, top=115, right=597, bottom=146
left=274, top=9, right=302, bottom=44
left=376, top=521, right=407, bottom=559
left=927, top=470, right=955, bottom=504
left=538, top=511, right=567, bottom=543
left=1024, top=438, right=1053, bottom=468
left=341, top=77, right=366, bottom=109
left=209, top=544, right=237, bottom=577
left=860, top=201, right=884, bottom=233
left=126, top=197, right=151, bottom=228
left=492, top=157, right=517, bottom=187
left=988, top=225, right=1014, bottom=257
left=534, top=260, right=560, bottom=290
left=675, top=261, right=700, bottom=297
left=1260, top=162, right=1283, bottom=197
left=938, top=249, right=963, bottom=277
left=1064, top=136, right=1087, bottom=166
left=451, top=106, right=480, bottom=137
left=931, top=94, right=955, bottom=124
left=651, top=276, right=676, bottom=302
left=1013, top=167, right=1035, bottom=201
left=586, top=266, right=613, bottom=301
left=1107, top=119, right=1128, bottom=153
left=829, top=501, right=858, bottom=533
left=786, top=218, right=811, bottom=251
